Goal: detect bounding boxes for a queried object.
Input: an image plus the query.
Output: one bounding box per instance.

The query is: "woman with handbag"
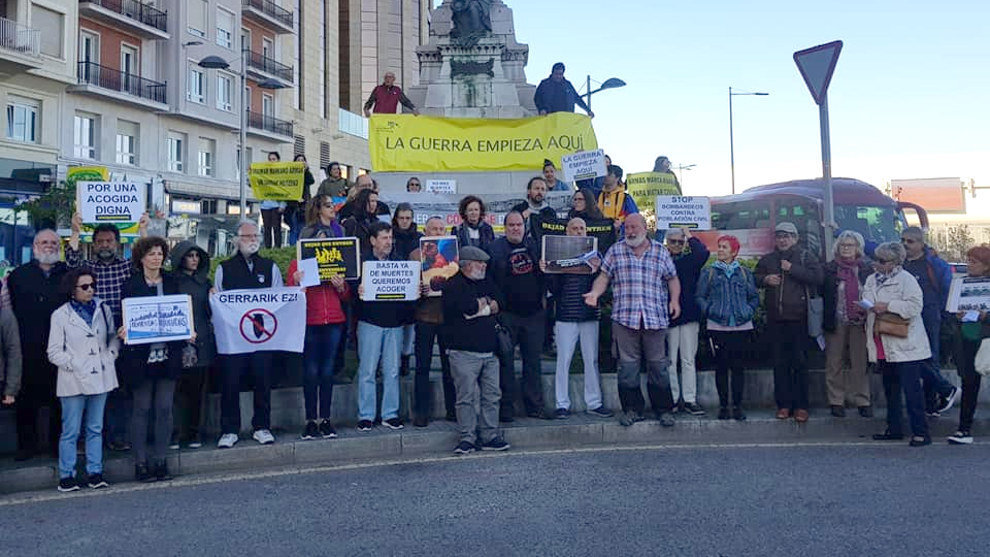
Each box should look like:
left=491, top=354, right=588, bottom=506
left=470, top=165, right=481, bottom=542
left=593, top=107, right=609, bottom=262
left=864, top=241, right=932, bottom=446
left=947, top=246, right=990, bottom=445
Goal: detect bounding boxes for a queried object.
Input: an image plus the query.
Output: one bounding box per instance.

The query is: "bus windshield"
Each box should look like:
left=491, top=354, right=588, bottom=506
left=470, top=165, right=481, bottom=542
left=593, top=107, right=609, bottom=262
left=834, top=204, right=901, bottom=246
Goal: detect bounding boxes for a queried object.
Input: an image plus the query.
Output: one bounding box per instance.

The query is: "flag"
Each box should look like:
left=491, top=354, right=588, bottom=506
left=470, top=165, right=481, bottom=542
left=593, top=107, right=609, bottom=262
left=209, top=288, right=306, bottom=355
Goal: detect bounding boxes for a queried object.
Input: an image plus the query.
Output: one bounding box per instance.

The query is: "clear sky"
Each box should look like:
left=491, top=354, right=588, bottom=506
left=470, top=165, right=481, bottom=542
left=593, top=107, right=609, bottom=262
left=436, top=0, right=990, bottom=200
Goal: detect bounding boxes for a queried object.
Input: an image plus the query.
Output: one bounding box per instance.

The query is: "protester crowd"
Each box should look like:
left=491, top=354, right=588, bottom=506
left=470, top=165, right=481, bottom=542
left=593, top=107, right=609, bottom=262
left=1, top=162, right=988, bottom=493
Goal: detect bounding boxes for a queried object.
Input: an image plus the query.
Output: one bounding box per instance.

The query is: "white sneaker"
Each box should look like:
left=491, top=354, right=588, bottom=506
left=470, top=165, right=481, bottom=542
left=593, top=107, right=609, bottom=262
left=217, top=433, right=239, bottom=449
left=252, top=429, right=275, bottom=445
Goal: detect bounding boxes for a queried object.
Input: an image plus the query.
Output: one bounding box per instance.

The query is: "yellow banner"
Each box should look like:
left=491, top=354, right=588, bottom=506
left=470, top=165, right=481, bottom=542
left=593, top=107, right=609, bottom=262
left=67, top=166, right=141, bottom=242
left=249, top=162, right=305, bottom=201
left=369, top=113, right=598, bottom=172
left=626, top=172, right=682, bottom=216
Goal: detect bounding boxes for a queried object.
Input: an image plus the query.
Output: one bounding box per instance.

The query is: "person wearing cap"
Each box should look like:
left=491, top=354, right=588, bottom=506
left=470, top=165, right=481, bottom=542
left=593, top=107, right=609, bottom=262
left=543, top=159, right=571, bottom=192
left=533, top=62, right=594, bottom=117
left=755, top=222, right=824, bottom=422
left=442, top=246, right=509, bottom=455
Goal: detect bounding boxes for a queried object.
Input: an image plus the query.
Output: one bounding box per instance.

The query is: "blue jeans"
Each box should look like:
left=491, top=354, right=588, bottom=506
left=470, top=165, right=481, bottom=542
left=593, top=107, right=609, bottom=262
left=59, top=393, right=108, bottom=479
left=920, top=308, right=953, bottom=411
left=303, top=324, right=344, bottom=421
left=881, top=360, right=929, bottom=438
left=356, top=321, right=402, bottom=421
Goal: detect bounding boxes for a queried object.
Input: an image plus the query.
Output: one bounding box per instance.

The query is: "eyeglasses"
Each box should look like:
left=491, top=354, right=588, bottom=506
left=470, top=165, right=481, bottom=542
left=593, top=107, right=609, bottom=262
left=409, top=183, right=420, bottom=187
left=775, top=233, right=794, bottom=238
left=667, top=239, right=685, bottom=245
left=238, top=234, right=261, bottom=239
left=838, top=243, right=857, bottom=248
left=76, top=283, right=95, bottom=291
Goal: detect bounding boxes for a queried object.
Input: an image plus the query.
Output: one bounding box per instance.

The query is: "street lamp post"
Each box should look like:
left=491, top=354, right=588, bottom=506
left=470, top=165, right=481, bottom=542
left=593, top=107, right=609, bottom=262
left=674, top=163, right=696, bottom=189
left=728, top=87, right=768, bottom=194
left=584, top=76, right=627, bottom=111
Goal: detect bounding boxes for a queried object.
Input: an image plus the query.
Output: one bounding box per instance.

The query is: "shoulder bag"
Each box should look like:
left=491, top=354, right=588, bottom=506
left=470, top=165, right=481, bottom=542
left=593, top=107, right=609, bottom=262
left=876, top=312, right=910, bottom=338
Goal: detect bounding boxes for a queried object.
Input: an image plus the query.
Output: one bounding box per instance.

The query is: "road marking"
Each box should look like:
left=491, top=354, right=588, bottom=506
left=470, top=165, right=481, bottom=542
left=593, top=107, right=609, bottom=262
left=0, top=440, right=922, bottom=507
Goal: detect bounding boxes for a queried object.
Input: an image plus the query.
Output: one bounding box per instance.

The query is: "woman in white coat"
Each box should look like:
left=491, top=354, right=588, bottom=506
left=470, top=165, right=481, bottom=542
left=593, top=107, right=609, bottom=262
left=863, top=241, right=932, bottom=447
left=47, top=268, right=120, bottom=492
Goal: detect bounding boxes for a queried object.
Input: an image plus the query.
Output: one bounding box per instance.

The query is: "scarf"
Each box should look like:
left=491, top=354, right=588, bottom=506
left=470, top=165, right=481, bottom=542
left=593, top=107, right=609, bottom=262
left=69, top=298, right=98, bottom=327
left=836, top=257, right=865, bottom=321
left=713, top=259, right=741, bottom=278
left=875, top=265, right=901, bottom=286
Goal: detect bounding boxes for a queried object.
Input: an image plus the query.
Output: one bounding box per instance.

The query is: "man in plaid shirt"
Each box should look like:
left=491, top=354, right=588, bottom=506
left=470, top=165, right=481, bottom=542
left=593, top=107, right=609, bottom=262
left=584, top=214, right=682, bottom=427
left=65, top=211, right=148, bottom=451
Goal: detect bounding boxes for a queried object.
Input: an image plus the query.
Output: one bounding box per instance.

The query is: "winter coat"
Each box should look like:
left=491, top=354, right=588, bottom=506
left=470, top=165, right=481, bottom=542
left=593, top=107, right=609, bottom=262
left=695, top=264, right=759, bottom=327
left=863, top=269, right=932, bottom=364
left=451, top=221, right=495, bottom=253
left=669, top=237, right=710, bottom=326
left=755, top=246, right=824, bottom=323
left=287, top=259, right=350, bottom=326
left=0, top=303, right=22, bottom=398
left=392, top=224, right=422, bottom=260
left=6, top=260, right=69, bottom=365
left=118, top=273, right=184, bottom=385
left=169, top=241, right=216, bottom=369
left=823, top=258, right=874, bottom=332
left=47, top=301, right=120, bottom=397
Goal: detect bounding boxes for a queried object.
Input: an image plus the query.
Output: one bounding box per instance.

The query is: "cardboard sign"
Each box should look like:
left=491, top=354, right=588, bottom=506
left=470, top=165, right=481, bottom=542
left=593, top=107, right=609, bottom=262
left=249, top=162, right=305, bottom=201
left=420, top=236, right=459, bottom=296
left=947, top=276, right=990, bottom=313
left=297, top=237, right=361, bottom=281
left=122, top=294, right=194, bottom=345
left=77, top=181, right=146, bottom=224
left=561, top=149, right=607, bottom=183
left=541, top=235, right=599, bottom=274
left=655, top=195, right=712, bottom=230
left=361, top=260, right=420, bottom=301
left=425, top=179, right=456, bottom=194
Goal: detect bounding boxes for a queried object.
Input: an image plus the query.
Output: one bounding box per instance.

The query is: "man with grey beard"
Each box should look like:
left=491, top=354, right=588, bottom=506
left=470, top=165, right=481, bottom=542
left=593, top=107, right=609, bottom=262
left=214, top=221, right=283, bottom=449
left=7, top=229, right=65, bottom=460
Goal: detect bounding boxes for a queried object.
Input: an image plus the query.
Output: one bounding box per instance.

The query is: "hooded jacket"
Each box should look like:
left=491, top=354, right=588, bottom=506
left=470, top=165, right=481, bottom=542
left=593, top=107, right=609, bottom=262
left=169, top=241, right=216, bottom=369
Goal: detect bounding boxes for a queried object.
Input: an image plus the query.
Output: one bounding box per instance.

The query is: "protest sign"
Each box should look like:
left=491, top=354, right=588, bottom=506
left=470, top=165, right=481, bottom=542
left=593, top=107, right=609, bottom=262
left=947, top=276, right=990, bottom=312
left=77, top=181, right=146, bottom=224
left=209, top=288, right=306, bottom=354
left=249, top=162, right=305, bottom=201
left=626, top=172, right=681, bottom=218
left=425, top=179, right=456, bottom=194
left=561, top=149, right=606, bottom=183
left=66, top=167, right=141, bottom=243
left=420, top=236, right=459, bottom=296
left=368, top=113, right=598, bottom=172
left=655, top=196, right=712, bottom=230
left=297, top=237, right=361, bottom=281
left=122, top=294, right=194, bottom=345
left=534, top=215, right=615, bottom=255
left=541, top=235, right=599, bottom=274
left=362, top=261, right=420, bottom=301
left=379, top=191, right=570, bottom=233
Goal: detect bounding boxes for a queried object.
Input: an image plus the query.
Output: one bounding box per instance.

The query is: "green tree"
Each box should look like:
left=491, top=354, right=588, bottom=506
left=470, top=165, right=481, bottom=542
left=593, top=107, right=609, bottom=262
left=15, top=181, right=75, bottom=231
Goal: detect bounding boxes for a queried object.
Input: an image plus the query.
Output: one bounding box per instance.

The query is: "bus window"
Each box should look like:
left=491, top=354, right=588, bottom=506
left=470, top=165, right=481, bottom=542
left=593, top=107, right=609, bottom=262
left=777, top=199, right=821, bottom=257
left=711, top=201, right=771, bottom=230
left=834, top=205, right=899, bottom=245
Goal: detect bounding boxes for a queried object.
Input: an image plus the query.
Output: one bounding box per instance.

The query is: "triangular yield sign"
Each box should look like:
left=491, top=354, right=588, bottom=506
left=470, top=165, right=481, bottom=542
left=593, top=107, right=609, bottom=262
left=794, top=40, right=843, bottom=105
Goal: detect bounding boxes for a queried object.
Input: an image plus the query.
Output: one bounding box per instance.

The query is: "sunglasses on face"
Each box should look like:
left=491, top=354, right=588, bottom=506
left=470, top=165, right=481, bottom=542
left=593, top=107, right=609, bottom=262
left=76, top=283, right=95, bottom=291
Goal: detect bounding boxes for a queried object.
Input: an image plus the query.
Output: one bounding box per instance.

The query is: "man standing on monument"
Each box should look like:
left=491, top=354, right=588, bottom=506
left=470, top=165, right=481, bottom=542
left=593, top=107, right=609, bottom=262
left=363, top=72, right=419, bottom=116
left=534, top=63, right=594, bottom=118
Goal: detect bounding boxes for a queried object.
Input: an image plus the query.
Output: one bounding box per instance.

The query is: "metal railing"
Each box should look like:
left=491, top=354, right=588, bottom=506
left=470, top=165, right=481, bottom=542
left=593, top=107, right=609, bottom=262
left=244, top=49, right=293, bottom=82
left=243, top=0, right=293, bottom=28
left=247, top=110, right=293, bottom=137
left=77, top=61, right=167, bottom=104
left=0, top=17, right=40, bottom=58
left=80, top=0, right=168, bottom=33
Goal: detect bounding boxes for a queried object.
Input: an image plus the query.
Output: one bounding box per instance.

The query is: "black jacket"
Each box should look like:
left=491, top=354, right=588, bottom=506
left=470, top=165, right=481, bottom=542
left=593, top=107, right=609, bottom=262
left=119, top=273, right=183, bottom=385
left=822, top=258, right=873, bottom=332
left=7, top=260, right=69, bottom=364
left=169, top=241, right=216, bottom=368
left=442, top=271, right=505, bottom=354
left=755, top=246, right=824, bottom=323
left=533, top=77, right=591, bottom=114
left=670, top=238, right=710, bottom=327
left=488, top=236, right=545, bottom=316
left=392, top=224, right=422, bottom=260
left=451, top=221, right=495, bottom=253
left=511, top=201, right=557, bottom=240
left=344, top=215, right=381, bottom=253
left=547, top=272, right=599, bottom=322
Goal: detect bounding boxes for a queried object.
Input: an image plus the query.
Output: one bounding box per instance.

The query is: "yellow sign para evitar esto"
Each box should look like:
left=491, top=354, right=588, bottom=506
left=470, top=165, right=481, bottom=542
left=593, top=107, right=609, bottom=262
left=249, top=162, right=305, bottom=201
left=369, top=113, right=599, bottom=172
left=626, top=172, right=682, bottom=216
left=67, top=166, right=142, bottom=242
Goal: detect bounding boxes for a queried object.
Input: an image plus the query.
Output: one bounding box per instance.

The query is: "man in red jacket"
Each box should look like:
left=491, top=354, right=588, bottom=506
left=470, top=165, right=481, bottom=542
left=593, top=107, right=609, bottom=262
left=363, top=72, right=419, bottom=116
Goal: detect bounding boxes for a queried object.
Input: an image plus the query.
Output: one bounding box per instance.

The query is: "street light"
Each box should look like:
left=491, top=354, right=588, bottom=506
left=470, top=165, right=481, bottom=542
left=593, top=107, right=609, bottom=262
left=728, top=87, right=768, bottom=194
left=674, top=163, right=696, bottom=189
left=198, top=55, right=287, bottom=217
left=584, top=76, right=626, bottom=110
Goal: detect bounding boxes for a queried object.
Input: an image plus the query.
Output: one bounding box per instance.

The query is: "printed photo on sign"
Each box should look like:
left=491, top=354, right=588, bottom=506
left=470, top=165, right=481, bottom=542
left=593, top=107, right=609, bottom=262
left=655, top=195, right=712, bottom=230
left=362, top=260, right=420, bottom=301
left=122, top=294, right=194, bottom=345
left=209, top=288, right=306, bottom=355
left=420, top=236, right=459, bottom=296
left=77, top=181, right=146, bottom=224
left=947, top=276, right=990, bottom=312
left=297, top=237, right=361, bottom=281
left=541, top=235, right=599, bottom=274
left=561, top=149, right=606, bottom=183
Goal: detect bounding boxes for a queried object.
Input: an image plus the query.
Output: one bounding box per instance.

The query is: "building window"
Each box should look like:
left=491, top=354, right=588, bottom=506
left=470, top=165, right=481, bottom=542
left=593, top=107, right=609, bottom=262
left=168, top=132, right=186, bottom=172
left=198, top=138, right=215, bottom=177
left=262, top=37, right=274, bottom=60
left=6, top=98, right=39, bottom=143
left=188, top=66, right=205, bottom=104
left=187, top=0, right=207, bottom=38
left=216, top=8, right=234, bottom=49
left=262, top=94, right=274, bottom=118
left=33, top=4, right=64, bottom=58
left=216, top=72, right=233, bottom=111
left=115, top=121, right=139, bottom=166
left=73, top=114, right=97, bottom=160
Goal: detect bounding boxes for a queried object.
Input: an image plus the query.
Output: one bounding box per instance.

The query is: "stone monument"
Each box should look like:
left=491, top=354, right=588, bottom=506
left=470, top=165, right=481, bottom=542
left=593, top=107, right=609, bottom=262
left=405, top=0, right=537, bottom=118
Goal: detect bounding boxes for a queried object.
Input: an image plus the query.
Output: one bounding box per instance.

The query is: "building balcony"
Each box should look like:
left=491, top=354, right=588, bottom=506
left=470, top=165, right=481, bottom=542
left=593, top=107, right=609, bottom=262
left=69, top=61, right=168, bottom=110
left=0, top=16, right=41, bottom=72
left=244, top=49, right=293, bottom=86
left=78, top=0, right=169, bottom=40
left=338, top=108, right=368, bottom=140
left=247, top=110, right=293, bottom=140
left=242, top=0, right=294, bottom=34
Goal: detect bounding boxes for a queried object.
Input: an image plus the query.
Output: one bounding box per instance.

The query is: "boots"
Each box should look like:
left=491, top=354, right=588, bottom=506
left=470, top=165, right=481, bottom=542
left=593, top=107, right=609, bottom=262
left=153, top=460, right=173, bottom=482
left=135, top=463, right=153, bottom=483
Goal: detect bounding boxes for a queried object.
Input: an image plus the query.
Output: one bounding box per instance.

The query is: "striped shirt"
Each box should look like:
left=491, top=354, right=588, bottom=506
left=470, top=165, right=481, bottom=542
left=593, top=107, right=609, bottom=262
left=601, top=240, right=676, bottom=330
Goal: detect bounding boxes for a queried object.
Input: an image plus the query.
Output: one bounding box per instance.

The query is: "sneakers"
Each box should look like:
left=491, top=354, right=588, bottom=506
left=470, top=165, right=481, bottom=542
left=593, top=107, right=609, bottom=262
left=717, top=407, right=731, bottom=420
left=925, top=410, right=941, bottom=418
left=86, top=473, right=108, bottom=489
left=480, top=437, right=510, bottom=451
left=453, top=441, right=477, bottom=455
left=357, top=420, right=374, bottom=432
left=382, top=418, right=404, bottom=430
left=526, top=409, right=550, bottom=420
left=319, top=420, right=338, bottom=439
left=168, top=442, right=181, bottom=450
left=586, top=406, right=614, bottom=418
left=684, top=402, right=706, bottom=416
left=554, top=408, right=570, bottom=420
left=57, top=477, right=79, bottom=493
left=732, top=406, right=747, bottom=421
left=188, top=441, right=203, bottom=449
left=217, top=433, right=239, bottom=449
left=301, top=421, right=319, bottom=440
left=909, top=435, right=932, bottom=447
left=252, top=429, right=275, bottom=445
left=937, top=387, right=960, bottom=414
left=948, top=430, right=974, bottom=445
left=658, top=412, right=676, bottom=428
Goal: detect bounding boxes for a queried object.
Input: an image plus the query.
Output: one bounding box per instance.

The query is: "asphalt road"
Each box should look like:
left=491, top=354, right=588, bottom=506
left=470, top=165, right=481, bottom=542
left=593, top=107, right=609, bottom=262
left=2, top=442, right=989, bottom=556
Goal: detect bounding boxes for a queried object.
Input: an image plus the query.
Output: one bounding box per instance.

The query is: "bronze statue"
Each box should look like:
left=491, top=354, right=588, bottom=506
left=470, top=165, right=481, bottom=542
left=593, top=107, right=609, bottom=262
left=451, top=0, right=492, bottom=45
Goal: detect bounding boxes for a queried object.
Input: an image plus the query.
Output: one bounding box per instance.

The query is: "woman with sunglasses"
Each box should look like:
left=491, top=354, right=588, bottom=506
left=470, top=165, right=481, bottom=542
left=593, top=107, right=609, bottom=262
left=47, top=268, right=119, bottom=492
